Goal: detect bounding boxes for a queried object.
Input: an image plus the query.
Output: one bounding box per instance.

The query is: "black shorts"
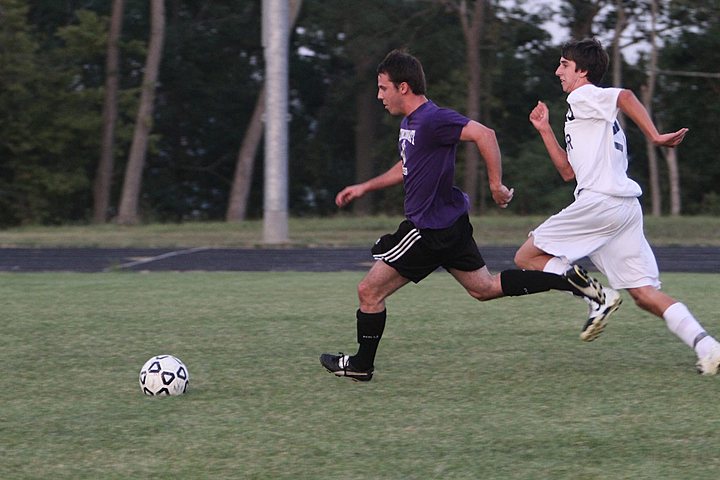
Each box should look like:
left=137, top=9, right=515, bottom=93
left=371, top=213, right=486, bottom=283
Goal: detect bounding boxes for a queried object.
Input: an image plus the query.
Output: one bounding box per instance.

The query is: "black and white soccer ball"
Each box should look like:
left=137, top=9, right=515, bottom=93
left=139, top=355, right=190, bottom=396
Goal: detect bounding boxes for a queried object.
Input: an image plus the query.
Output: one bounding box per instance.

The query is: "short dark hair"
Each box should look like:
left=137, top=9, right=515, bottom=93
left=561, top=38, right=609, bottom=85
left=376, top=49, right=427, bottom=95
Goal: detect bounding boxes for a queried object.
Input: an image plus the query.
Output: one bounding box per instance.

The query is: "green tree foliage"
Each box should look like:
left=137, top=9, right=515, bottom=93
left=290, top=0, right=452, bottom=216
left=0, top=1, right=102, bottom=224
left=656, top=1, right=720, bottom=213
left=147, top=1, right=264, bottom=220
left=1, top=0, right=719, bottom=226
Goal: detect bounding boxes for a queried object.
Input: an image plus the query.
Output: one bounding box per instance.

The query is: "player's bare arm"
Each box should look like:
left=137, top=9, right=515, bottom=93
left=617, top=90, right=689, bottom=147
left=459, top=120, right=514, bottom=208
left=335, top=160, right=404, bottom=207
left=529, top=101, right=575, bottom=181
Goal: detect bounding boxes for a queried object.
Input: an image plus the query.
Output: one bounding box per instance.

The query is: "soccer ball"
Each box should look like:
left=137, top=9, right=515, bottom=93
left=139, top=355, right=190, bottom=396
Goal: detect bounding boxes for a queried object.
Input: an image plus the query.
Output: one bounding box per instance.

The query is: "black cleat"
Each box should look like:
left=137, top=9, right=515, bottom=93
left=564, top=264, right=605, bottom=304
left=320, top=353, right=373, bottom=382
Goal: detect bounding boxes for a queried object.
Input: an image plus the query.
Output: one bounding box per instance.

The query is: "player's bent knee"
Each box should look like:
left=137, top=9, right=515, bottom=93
left=514, top=252, right=530, bottom=269
left=356, top=281, right=372, bottom=302
left=357, top=280, right=382, bottom=306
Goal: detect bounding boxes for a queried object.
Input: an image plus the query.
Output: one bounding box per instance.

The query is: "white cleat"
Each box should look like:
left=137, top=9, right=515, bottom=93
left=580, top=288, right=622, bottom=342
left=696, top=344, right=720, bottom=375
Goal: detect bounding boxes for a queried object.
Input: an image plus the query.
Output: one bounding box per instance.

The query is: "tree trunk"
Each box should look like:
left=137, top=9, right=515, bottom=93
left=116, top=0, right=165, bottom=225
left=226, top=0, right=302, bottom=222
left=458, top=0, right=485, bottom=214
left=611, top=0, right=626, bottom=127
left=641, top=83, right=661, bottom=217
left=665, top=147, right=681, bottom=215
left=93, top=0, right=124, bottom=224
left=226, top=86, right=265, bottom=221
left=642, top=0, right=661, bottom=216
left=567, top=0, right=603, bottom=39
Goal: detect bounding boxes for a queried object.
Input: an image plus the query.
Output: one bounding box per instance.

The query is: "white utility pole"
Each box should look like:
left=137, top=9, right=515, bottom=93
left=262, top=0, right=289, bottom=243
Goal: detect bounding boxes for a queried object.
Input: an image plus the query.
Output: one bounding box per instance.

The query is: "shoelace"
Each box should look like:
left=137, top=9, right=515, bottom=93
left=337, top=352, right=350, bottom=371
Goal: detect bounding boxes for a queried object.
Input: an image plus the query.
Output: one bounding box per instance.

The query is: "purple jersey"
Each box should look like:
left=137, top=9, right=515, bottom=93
left=398, top=100, right=470, bottom=229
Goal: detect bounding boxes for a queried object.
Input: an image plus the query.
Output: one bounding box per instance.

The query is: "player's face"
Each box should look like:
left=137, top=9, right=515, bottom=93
left=377, top=73, right=404, bottom=116
left=555, top=57, right=586, bottom=93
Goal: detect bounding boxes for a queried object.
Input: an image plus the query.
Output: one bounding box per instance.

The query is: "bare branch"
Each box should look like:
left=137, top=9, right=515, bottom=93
left=653, top=69, right=720, bottom=79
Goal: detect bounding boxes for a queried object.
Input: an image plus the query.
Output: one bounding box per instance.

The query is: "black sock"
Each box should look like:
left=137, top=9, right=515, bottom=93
left=350, top=309, right=386, bottom=370
left=500, top=269, right=579, bottom=297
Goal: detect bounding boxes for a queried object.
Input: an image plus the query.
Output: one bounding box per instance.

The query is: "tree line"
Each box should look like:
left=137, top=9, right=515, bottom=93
left=0, top=0, right=718, bottom=227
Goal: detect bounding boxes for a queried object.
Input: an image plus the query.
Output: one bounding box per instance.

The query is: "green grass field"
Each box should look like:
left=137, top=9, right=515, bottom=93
left=3, top=271, right=720, bottom=479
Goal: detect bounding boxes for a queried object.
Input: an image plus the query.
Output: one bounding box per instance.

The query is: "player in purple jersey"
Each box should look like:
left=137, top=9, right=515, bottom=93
left=320, top=49, right=615, bottom=382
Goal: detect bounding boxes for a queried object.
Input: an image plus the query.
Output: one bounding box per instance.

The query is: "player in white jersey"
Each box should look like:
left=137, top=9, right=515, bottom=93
left=515, top=38, right=720, bottom=375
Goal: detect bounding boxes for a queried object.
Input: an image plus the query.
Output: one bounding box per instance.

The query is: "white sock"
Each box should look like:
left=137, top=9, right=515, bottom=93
left=543, top=257, right=592, bottom=305
left=663, top=302, right=719, bottom=357
left=543, top=257, right=586, bottom=302
left=543, top=256, right=570, bottom=275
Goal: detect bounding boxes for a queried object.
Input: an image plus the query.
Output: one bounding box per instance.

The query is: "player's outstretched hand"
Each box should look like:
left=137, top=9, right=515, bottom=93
left=654, top=128, right=689, bottom=148
left=335, top=184, right=365, bottom=208
left=491, top=185, right=514, bottom=209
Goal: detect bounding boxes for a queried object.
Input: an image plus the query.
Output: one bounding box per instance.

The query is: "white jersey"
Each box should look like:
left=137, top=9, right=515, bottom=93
left=564, top=84, right=642, bottom=198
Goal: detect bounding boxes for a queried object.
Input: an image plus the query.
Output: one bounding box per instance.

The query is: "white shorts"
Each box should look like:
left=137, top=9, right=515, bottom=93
left=530, top=190, right=660, bottom=290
